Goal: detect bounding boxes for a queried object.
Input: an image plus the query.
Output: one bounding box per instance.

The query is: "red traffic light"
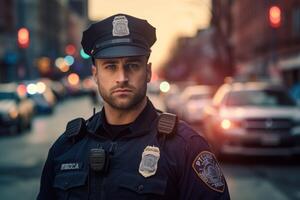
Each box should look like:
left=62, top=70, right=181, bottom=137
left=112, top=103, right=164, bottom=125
left=65, top=44, right=76, bottom=55
left=269, top=5, right=281, bottom=28
left=18, top=28, right=30, bottom=48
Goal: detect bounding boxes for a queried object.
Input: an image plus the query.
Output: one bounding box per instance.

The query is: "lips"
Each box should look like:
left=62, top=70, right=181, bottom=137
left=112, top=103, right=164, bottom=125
left=112, top=88, right=132, bottom=94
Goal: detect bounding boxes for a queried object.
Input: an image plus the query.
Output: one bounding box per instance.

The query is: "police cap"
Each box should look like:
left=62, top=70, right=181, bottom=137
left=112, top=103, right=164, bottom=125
left=81, top=14, right=156, bottom=59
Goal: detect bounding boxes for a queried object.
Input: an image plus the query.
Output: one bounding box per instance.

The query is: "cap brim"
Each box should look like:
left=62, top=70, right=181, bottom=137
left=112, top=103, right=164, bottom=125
left=93, top=45, right=150, bottom=59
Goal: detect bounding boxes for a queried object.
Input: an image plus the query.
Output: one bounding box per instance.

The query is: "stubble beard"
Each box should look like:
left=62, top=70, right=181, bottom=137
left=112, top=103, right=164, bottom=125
left=99, top=82, right=147, bottom=111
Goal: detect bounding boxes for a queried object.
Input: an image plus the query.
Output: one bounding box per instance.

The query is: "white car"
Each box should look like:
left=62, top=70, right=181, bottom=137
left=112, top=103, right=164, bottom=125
left=180, top=85, right=214, bottom=124
left=203, top=82, right=300, bottom=156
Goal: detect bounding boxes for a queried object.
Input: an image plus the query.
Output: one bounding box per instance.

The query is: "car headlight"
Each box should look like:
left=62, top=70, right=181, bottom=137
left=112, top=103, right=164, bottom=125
left=220, top=119, right=242, bottom=130
left=9, top=108, right=19, bottom=119
left=221, top=119, right=232, bottom=129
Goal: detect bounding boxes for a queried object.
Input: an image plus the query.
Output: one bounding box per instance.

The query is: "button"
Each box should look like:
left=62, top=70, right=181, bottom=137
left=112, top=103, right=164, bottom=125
left=137, top=184, right=144, bottom=192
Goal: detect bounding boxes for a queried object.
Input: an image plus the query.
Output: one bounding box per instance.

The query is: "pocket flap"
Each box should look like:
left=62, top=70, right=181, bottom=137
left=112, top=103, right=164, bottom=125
left=53, top=171, right=87, bottom=190
left=119, top=173, right=167, bottom=195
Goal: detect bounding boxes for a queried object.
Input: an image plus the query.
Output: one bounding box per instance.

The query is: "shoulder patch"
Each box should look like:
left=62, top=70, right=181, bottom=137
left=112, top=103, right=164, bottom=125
left=192, top=151, right=225, bottom=193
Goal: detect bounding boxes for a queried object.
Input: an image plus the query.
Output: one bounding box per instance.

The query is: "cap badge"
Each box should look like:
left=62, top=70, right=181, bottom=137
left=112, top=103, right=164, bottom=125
left=112, top=15, right=130, bottom=37
left=139, top=146, right=160, bottom=178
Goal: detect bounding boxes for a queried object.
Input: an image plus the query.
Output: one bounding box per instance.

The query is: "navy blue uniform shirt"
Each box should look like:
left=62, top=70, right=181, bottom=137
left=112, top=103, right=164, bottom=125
left=37, top=100, right=230, bottom=200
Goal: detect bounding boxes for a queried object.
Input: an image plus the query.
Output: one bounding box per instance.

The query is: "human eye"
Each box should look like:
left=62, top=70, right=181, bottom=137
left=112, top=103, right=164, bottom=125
left=125, top=63, right=140, bottom=71
left=104, top=64, right=117, bottom=70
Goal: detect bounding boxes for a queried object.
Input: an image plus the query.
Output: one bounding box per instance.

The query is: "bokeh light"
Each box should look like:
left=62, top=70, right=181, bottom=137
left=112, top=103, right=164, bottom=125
left=65, top=44, right=76, bottom=55
left=27, top=83, right=38, bottom=95
left=17, top=84, right=27, bottom=97
left=36, top=82, right=46, bottom=94
left=160, top=81, right=170, bottom=93
left=68, top=73, right=80, bottom=85
left=64, top=55, right=74, bottom=66
left=55, top=57, right=65, bottom=68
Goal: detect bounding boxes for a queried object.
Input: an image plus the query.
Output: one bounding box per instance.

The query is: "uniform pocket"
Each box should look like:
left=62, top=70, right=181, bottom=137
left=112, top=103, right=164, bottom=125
left=53, top=171, right=88, bottom=200
left=117, top=173, right=167, bottom=200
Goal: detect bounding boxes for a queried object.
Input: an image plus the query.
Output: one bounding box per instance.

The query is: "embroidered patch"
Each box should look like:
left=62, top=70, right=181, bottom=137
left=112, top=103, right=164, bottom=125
left=192, top=151, right=225, bottom=193
left=60, top=162, right=81, bottom=171
left=112, top=15, right=130, bottom=36
left=139, top=146, right=160, bottom=178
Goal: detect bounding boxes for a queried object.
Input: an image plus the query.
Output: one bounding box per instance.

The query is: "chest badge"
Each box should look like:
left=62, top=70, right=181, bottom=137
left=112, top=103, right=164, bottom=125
left=139, top=146, right=160, bottom=178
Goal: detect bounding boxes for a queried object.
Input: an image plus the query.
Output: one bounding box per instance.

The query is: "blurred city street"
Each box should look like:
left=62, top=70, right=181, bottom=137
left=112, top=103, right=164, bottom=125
left=1, top=0, right=300, bottom=199
left=0, top=97, right=94, bottom=200
left=0, top=96, right=299, bottom=200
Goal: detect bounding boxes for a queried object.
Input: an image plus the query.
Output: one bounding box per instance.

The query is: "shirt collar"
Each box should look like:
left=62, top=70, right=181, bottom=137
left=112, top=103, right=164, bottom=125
left=87, top=99, right=159, bottom=139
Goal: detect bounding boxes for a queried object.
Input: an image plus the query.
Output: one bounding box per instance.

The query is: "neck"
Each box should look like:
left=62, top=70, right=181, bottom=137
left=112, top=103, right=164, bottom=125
left=104, top=97, right=148, bottom=125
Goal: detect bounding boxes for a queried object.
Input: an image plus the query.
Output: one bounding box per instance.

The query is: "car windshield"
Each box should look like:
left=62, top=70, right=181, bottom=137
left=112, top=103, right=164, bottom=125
left=0, top=92, right=17, bottom=100
left=224, top=89, right=296, bottom=106
left=189, top=94, right=211, bottom=101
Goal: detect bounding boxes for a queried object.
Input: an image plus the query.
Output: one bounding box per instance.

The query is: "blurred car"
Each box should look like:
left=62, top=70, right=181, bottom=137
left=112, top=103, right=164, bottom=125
left=0, top=83, right=35, bottom=134
left=163, top=84, right=182, bottom=114
left=147, top=81, right=166, bottom=111
left=147, top=81, right=161, bottom=96
left=180, top=85, right=214, bottom=124
left=41, top=78, right=67, bottom=102
left=203, top=81, right=300, bottom=157
left=21, top=80, right=57, bottom=114
left=82, top=76, right=99, bottom=105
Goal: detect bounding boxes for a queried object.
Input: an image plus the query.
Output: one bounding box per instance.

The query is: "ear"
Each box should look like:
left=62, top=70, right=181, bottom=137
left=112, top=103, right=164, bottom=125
left=146, top=62, right=152, bottom=83
left=92, top=65, right=97, bottom=83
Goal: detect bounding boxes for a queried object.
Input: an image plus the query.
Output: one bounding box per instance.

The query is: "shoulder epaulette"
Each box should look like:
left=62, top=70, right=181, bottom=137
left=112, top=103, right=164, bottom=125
left=65, top=118, right=87, bottom=143
left=157, top=113, right=178, bottom=136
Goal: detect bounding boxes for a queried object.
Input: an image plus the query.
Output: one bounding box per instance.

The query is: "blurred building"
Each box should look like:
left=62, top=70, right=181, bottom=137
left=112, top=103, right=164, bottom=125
left=0, top=0, right=89, bottom=83
left=162, top=28, right=228, bottom=85
left=210, top=0, right=234, bottom=82
left=0, top=0, right=16, bottom=82
left=218, top=0, right=300, bottom=87
left=163, top=0, right=300, bottom=90
left=161, top=0, right=234, bottom=86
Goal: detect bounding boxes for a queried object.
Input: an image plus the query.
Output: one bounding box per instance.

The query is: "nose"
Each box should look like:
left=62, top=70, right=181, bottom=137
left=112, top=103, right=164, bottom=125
left=116, top=67, right=129, bottom=84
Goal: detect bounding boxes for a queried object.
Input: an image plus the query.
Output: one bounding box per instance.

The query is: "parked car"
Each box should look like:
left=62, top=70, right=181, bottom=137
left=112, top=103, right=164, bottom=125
left=180, top=85, right=214, bottom=124
left=0, top=83, right=35, bottom=134
left=203, top=81, right=300, bottom=157
left=42, top=78, right=67, bottom=102
left=20, top=80, right=57, bottom=114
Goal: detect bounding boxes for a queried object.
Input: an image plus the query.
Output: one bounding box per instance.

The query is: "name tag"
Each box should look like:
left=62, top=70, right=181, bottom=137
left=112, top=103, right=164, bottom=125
left=60, top=162, right=82, bottom=171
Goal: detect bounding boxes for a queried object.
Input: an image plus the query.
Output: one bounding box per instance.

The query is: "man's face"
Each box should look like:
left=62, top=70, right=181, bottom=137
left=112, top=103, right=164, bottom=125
left=92, top=56, right=151, bottom=110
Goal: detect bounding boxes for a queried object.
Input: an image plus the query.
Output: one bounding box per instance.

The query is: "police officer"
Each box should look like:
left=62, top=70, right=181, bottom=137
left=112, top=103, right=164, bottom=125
left=37, top=14, right=230, bottom=200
